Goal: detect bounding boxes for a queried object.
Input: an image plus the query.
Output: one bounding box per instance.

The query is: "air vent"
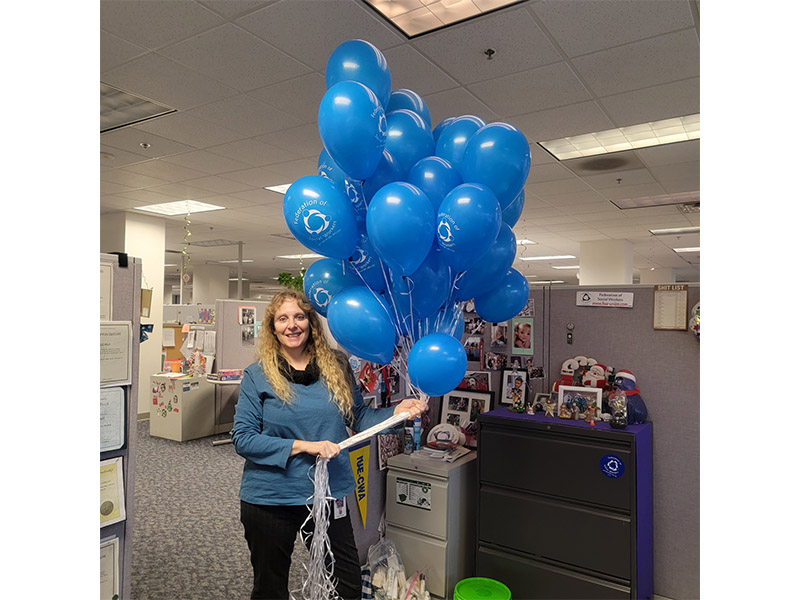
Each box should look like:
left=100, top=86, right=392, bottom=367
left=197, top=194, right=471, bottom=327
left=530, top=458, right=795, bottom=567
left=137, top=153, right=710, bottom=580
left=677, top=202, right=700, bottom=214
left=560, top=150, right=646, bottom=176
left=101, top=82, right=176, bottom=133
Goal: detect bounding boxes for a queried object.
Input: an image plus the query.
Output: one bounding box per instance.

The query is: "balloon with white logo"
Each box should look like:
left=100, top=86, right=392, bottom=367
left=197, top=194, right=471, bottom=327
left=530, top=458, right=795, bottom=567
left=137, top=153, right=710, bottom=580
left=303, top=258, right=361, bottom=317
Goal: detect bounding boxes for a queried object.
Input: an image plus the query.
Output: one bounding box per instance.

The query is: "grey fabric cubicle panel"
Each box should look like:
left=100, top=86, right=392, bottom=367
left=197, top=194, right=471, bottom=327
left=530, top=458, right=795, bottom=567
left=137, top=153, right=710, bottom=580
left=544, top=284, right=700, bottom=600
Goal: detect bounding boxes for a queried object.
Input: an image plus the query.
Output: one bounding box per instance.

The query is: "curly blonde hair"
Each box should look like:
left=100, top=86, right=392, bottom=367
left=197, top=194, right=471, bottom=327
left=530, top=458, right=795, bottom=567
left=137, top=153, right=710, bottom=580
left=257, top=289, right=354, bottom=421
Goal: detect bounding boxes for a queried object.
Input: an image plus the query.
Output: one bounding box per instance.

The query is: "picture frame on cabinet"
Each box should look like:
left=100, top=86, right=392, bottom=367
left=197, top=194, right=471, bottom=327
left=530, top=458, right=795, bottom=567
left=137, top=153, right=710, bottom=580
left=500, top=369, right=528, bottom=407
left=441, top=390, right=493, bottom=449
left=533, top=392, right=551, bottom=413
left=557, top=385, right=602, bottom=419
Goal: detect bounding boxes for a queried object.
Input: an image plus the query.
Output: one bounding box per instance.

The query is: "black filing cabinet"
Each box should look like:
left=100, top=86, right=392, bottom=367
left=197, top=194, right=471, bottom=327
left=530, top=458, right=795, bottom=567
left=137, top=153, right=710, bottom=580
left=476, top=409, right=653, bottom=599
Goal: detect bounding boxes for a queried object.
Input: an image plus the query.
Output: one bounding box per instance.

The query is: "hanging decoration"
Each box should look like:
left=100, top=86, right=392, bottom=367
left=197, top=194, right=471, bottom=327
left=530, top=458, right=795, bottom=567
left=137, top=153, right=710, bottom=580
left=689, top=302, right=700, bottom=339
left=182, top=205, right=192, bottom=284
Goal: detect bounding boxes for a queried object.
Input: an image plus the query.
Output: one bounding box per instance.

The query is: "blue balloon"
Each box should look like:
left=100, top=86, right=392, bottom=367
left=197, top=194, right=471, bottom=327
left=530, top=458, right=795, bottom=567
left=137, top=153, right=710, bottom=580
left=434, top=115, right=485, bottom=174
left=325, top=39, right=392, bottom=109
left=303, top=258, right=361, bottom=317
left=437, top=183, right=502, bottom=273
left=317, top=148, right=348, bottom=187
left=407, top=156, right=462, bottom=213
left=502, top=189, right=525, bottom=227
left=473, top=269, right=530, bottom=323
left=432, top=117, right=455, bottom=144
left=408, top=333, right=468, bottom=397
left=455, top=223, right=517, bottom=302
left=362, top=149, right=402, bottom=204
left=386, top=89, right=431, bottom=127
left=283, top=175, right=358, bottom=259
left=390, top=245, right=451, bottom=320
left=383, top=109, right=435, bottom=179
left=420, top=304, right=464, bottom=340
left=327, top=286, right=396, bottom=365
left=346, top=232, right=387, bottom=293
left=367, top=182, right=435, bottom=276
left=318, top=81, right=387, bottom=181
left=459, top=122, right=531, bottom=209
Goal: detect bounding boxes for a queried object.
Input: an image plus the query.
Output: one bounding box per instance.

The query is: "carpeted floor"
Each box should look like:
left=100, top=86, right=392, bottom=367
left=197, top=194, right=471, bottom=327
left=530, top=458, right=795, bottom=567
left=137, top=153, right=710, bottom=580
left=132, top=420, right=309, bottom=600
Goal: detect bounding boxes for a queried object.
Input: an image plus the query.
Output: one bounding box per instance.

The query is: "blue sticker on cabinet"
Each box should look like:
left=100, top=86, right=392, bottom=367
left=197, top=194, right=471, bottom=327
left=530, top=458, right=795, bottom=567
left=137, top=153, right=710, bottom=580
left=600, top=454, right=625, bottom=478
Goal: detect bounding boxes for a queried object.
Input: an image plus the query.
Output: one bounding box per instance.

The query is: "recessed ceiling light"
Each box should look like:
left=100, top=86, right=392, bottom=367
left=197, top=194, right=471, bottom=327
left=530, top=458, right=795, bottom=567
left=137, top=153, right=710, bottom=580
left=516, top=239, right=537, bottom=245
left=134, top=200, right=225, bottom=216
left=264, top=184, right=292, bottom=194
left=276, top=253, right=324, bottom=260
left=613, top=191, right=699, bottom=211
left=551, top=265, right=580, bottom=269
left=539, top=113, right=699, bottom=160
left=649, top=226, right=700, bottom=236
left=362, top=0, right=525, bottom=38
left=673, top=247, right=700, bottom=253
left=518, top=255, right=576, bottom=261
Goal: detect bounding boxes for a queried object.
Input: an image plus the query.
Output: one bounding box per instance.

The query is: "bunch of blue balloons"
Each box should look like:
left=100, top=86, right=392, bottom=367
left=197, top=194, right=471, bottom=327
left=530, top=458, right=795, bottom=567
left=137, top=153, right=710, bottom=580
left=283, top=40, right=531, bottom=398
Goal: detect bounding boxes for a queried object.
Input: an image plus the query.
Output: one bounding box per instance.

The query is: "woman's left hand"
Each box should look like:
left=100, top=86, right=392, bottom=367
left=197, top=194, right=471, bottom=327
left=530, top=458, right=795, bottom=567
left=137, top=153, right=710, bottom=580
left=393, top=395, right=429, bottom=419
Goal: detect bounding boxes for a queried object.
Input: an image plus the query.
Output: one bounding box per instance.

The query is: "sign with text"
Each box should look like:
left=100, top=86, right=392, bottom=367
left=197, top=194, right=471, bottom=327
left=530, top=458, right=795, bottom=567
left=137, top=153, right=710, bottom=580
left=576, top=291, right=634, bottom=308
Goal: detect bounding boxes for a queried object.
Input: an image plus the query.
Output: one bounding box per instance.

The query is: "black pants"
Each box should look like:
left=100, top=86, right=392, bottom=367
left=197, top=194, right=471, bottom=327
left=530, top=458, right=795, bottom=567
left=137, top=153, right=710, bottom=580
left=240, top=500, right=361, bottom=600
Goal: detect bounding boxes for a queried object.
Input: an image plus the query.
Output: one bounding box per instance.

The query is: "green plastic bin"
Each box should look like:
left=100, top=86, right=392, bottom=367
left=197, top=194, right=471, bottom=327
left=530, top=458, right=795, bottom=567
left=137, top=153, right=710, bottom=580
left=454, top=577, right=511, bottom=600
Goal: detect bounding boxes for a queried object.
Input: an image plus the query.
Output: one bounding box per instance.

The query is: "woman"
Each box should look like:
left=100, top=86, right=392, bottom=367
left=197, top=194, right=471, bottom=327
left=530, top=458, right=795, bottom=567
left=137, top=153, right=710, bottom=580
left=232, top=289, right=428, bottom=600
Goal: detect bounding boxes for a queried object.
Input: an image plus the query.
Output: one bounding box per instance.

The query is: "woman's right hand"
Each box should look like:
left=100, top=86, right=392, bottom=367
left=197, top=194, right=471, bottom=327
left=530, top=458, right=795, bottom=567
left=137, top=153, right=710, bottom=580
left=291, top=439, right=340, bottom=459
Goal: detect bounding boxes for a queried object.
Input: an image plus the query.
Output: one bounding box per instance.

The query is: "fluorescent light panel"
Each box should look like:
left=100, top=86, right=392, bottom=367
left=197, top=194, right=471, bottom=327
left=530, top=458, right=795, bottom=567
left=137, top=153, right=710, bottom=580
left=216, top=259, right=254, bottom=264
left=551, top=265, right=580, bottom=270
left=519, top=255, right=576, bottom=261
left=100, top=82, right=175, bottom=133
left=649, top=226, right=700, bottom=236
left=134, top=200, right=225, bottom=216
left=613, top=191, right=699, bottom=211
left=529, top=280, right=565, bottom=285
left=264, top=184, right=292, bottom=194
left=673, top=247, right=700, bottom=253
left=192, top=239, right=239, bottom=247
left=276, top=253, right=324, bottom=260
left=539, top=113, right=699, bottom=160
left=516, top=239, right=537, bottom=245
left=363, top=0, right=525, bottom=38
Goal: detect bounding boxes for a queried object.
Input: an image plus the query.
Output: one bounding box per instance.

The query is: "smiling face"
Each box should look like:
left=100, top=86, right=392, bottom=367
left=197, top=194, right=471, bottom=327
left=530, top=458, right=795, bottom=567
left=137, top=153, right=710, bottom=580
left=273, top=298, right=310, bottom=352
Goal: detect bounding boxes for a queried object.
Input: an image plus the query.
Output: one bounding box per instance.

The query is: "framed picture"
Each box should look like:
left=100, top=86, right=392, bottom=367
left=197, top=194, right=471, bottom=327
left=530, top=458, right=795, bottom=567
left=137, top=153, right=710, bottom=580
left=533, top=392, right=551, bottom=413
left=511, top=317, right=533, bottom=356
left=500, top=370, right=528, bottom=407
left=557, top=386, right=602, bottom=419
left=363, top=394, right=379, bottom=408
left=483, top=351, right=507, bottom=371
left=489, top=322, right=508, bottom=351
left=464, top=335, right=483, bottom=363
left=456, top=370, right=491, bottom=392
left=441, top=390, right=493, bottom=449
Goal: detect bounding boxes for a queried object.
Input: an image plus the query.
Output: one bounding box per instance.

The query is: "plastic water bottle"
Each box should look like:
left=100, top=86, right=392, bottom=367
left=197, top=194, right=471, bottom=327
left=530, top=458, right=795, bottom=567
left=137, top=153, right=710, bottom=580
left=413, top=417, right=421, bottom=451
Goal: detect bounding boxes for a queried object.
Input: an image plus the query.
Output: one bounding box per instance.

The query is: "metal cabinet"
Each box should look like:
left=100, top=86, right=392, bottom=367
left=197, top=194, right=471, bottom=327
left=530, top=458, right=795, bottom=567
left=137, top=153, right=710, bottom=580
left=385, top=452, right=477, bottom=599
left=476, top=409, right=653, bottom=599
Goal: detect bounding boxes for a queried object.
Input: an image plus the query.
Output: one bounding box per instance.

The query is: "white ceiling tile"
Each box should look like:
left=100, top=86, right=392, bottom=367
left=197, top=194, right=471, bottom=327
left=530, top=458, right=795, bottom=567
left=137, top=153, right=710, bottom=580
left=147, top=182, right=218, bottom=200
left=198, top=0, right=275, bottom=20
left=160, top=150, right=253, bottom=175
left=524, top=163, right=574, bottom=184
left=412, top=7, right=561, bottom=85
left=468, top=62, right=592, bottom=117
left=599, top=182, right=668, bottom=202
left=179, top=175, right=255, bottom=195
left=531, top=0, right=695, bottom=58
left=101, top=30, right=147, bottom=72
left=101, top=180, right=136, bottom=195
left=580, top=168, right=657, bottom=190
left=101, top=127, right=195, bottom=158
left=571, top=29, right=699, bottom=98
left=124, top=158, right=207, bottom=182
left=382, top=44, right=459, bottom=96
left=100, top=169, right=171, bottom=189
left=636, top=140, right=699, bottom=169
left=649, top=162, right=700, bottom=194
left=512, top=101, right=615, bottom=145
left=99, top=144, right=151, bottom=168
left=423, top=87, right=499, bottom=128
left=160, top=23, right=311, bottom=92
left=256, top=124, right=324, bottom=160
left=529, top=177, right=592, bottom=197
left=100, top=0, right=225, bottom=50
left=237, top=0, right=403, bottom=71
left=219, top=166, right=286, bottom=188
left=600, top=78, right=700, bottom=128
left=132, top=113, right=242, bottom=149
left=206, top=138, right=300, bottom=167
left=116, top=188, right=189, bottom=206
left=264, top=158, right=318, bottom=182
left=102, top=52, right=238, bottom=110
left=247, top=73, right=327, bottom=124
left=188, top=95, right=305, bottom=136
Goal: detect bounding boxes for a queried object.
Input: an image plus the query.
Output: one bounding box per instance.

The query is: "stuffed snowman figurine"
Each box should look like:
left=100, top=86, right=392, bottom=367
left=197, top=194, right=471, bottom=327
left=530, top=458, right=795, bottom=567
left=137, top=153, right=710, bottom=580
left=612, top=370, right=648, bottom=424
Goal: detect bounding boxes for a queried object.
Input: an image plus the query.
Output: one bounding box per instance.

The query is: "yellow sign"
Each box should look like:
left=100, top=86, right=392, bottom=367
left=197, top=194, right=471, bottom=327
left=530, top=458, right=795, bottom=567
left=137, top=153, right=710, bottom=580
left=348, top=441, right=370, bottom=527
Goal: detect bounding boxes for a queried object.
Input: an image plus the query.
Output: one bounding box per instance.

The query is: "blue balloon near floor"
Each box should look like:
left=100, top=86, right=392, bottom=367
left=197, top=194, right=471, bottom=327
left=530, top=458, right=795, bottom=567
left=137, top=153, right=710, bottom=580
left=327, top=285, right=397, bottom=365
left=318, top=80, right=387, bottom=181
left=408, top=333, right=468, bottom=397
left=386, top=89, right=431, bottom=127
left=282, top=175, right=358, bottom=259
left=325, top=39, right=392, bottom=110
left=303, top=258, right=360, bottom=317
left=459, top=122, right=531, bottom=209
left=473, top=269, right=530, bottom=323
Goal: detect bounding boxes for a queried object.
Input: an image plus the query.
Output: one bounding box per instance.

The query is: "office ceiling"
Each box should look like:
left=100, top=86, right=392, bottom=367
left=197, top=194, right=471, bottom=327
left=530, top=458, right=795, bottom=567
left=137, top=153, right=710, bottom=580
left=100, top=0, right=700, bottom=295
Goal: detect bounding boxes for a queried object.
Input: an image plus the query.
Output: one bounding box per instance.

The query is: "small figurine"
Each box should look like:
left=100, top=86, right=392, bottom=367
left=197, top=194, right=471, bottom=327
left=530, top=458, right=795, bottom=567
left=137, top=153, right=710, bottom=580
left=525, top=398, right=536, bottom=415
left=544, top=397, right=557, bottom=418
left=508, top=376, right=525, bottom=412
left=584, top=405, right=597, bottom=426
left=558, top=400, right=572, bottom=419
left=608, top=389, right=628, bottom=429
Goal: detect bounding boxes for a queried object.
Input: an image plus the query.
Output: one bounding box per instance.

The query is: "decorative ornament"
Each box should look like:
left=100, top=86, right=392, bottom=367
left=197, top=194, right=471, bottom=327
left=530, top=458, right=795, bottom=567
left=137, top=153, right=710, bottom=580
left=182, top=205, right=192, bottom=282
left=689, top=302, right=699, bottom=339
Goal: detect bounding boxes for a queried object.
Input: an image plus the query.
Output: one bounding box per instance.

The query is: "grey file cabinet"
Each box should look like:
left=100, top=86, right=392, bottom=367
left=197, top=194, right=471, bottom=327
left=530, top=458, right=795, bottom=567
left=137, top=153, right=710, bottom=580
left=476, top=409, right=653, bottom=599
left=385, top=452, right=477, bottom=599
